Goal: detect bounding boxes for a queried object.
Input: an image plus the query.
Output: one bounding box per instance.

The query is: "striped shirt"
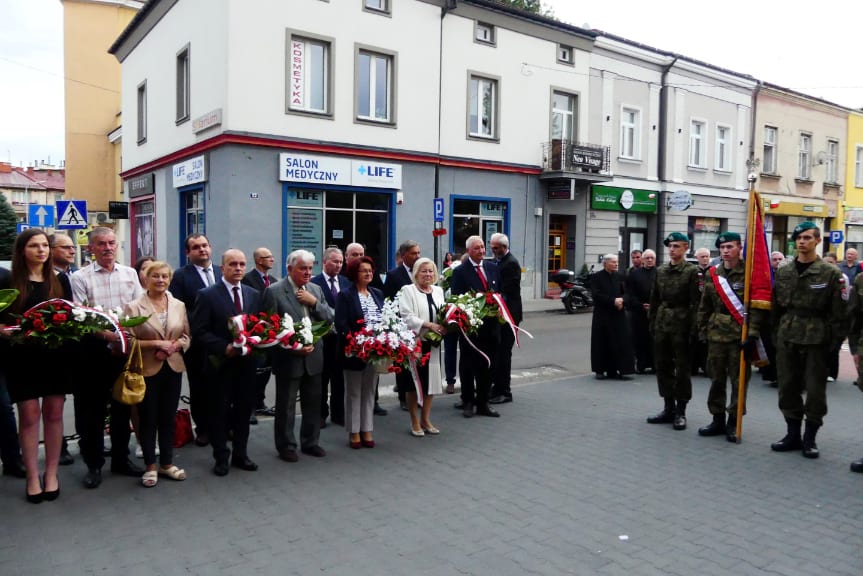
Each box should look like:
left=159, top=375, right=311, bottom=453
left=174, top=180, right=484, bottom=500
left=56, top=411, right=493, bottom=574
left=71, top=262, right=144, bottom=310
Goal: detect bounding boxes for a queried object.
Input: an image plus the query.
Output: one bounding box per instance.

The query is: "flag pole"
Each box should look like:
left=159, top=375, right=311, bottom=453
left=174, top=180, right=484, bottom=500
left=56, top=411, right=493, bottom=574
left=735, top=175, right=758, bottom=442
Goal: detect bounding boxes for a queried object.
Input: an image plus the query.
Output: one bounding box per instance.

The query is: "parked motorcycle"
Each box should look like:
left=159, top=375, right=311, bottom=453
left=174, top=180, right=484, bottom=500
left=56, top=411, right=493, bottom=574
left=551, top=269, right=593, bottom=313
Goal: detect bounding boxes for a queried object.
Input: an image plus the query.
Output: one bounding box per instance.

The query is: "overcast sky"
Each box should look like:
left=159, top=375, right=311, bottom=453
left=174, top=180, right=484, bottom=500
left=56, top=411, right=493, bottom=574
left=0, top=0, right=859, bottom=167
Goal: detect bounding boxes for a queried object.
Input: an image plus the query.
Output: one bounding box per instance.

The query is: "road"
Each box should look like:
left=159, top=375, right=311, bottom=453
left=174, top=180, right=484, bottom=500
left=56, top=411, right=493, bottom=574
left=2, top=305, right=862, bottom=575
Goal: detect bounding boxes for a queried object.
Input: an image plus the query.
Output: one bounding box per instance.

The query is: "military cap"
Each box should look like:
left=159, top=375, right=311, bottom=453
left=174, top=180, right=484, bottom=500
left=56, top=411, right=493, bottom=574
left=715, top=231, right=741, bottom=248
left=790, top=221, right=818, bottom=241
left=663, top=232, right=690, bottom=246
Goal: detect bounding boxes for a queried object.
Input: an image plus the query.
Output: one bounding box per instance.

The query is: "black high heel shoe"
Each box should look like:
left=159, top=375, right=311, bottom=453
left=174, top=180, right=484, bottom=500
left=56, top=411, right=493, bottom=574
left=41, top=474, right=60, bottom=502
left=26, top=477, right=43, bottom=504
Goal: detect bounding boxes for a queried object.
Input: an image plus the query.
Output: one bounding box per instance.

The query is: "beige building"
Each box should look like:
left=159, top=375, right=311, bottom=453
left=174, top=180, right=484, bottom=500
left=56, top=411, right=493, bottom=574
left=753, top=83, right=848, bottom=256
left=61, top=0, right=142, bottom=231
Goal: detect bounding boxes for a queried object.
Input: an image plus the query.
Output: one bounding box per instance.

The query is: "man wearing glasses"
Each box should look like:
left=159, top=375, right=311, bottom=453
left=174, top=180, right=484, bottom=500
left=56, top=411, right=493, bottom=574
left=48, top=233, right=77, bottom=466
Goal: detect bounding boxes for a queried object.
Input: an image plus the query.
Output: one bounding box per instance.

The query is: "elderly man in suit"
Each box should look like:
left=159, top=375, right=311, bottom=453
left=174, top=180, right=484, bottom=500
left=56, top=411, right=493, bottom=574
left=451, top=235, right=501, bottom=418
left=489, top=233, right=522, bottom=404
left=191, top=249, right=262, bottom=476
left=242, top=246, right=279, bottom=424
left=168, top=233, right=220, bottom=446
left=262, top=250, right=333, bottom=462
left=384, top=240, right=421, bottom=412
left=311, top=247, right=350, bottom=427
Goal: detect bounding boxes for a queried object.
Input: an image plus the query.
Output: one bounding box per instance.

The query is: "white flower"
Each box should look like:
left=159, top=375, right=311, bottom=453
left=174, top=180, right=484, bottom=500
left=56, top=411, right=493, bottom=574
left=72, top=308, right=87, bottom=322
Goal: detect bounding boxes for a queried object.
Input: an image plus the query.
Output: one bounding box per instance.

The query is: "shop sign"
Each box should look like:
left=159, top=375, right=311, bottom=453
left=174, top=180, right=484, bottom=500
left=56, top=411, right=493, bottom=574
left=192, top=108, right=222, bottom=134
left=127, top=173, right=154, bottom=198
left=845, top=208, right=863, bottom=224
left=279, top=153, right=402, bottom=189
left=590, top=185, right=657, bottom=213
left=571, top=145, right=604, bottom=170
left=667, top=190, right=693, bottom=212
left=762, top=197, right=826, bottom=217
left=173, top=155, right=206, bottom=188
left=547, top=181, right=574, bottom=200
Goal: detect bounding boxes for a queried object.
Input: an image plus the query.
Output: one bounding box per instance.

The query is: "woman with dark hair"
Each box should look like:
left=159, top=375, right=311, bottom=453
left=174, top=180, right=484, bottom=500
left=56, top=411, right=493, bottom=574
left=0, top=228, right=74, bottom=503
left=134, top=256, right=155, bottom=288
left=335, top=256, right=384, bottom=449
left=442, top=252, right=455, bottom=269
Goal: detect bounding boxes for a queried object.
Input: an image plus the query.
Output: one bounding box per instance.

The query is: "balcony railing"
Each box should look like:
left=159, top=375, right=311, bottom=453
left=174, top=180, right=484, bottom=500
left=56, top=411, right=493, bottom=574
left=541, top=139, right=610, bottom=175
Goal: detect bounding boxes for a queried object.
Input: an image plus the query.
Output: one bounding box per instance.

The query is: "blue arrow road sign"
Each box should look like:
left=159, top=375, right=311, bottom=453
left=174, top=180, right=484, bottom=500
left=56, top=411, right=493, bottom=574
left=16, top=223, right=30, bottom=234
left=28, top=204, right=55, bottom=227
left=830, top=230, right=844, bottom=244
left=433, top=198, right=444, bottom=223
left=56, top=200, right=88, bottom=229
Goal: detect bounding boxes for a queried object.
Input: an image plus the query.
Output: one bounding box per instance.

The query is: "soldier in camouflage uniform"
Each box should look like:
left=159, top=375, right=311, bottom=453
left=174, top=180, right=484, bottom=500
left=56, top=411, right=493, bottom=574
left=647, top=232, right=700, bottom=430
left=844, top=265, right=863, bottom=473
left=771, top=222, right=845, bottom=459
left=696, top=232, right=765, bottom=442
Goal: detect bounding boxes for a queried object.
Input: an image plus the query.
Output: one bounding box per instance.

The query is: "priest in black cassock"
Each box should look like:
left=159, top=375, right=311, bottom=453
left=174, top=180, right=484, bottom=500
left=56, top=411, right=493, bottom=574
left=590, top=254, right=635, bottom=380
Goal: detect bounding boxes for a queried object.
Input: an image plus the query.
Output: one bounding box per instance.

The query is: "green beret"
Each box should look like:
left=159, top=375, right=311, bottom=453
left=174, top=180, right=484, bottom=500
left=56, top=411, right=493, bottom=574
left=791, top=221, right=818, bottom=241
left=715, top=232, right=741, bottom=248
left=663, top=232, right=690, bottom=246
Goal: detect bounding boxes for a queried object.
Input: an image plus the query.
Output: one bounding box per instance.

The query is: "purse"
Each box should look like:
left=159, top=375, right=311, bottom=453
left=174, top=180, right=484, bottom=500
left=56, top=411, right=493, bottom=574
left=174, top=408, right=193, bottom=447
left=112, top=338, right=146, bottom=405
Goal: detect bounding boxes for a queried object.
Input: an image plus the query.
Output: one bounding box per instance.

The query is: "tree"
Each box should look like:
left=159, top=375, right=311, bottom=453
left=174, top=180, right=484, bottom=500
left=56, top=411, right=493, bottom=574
left=0, top=194, right=19, bottom=261
left=497, top=0, right=555, bottom=18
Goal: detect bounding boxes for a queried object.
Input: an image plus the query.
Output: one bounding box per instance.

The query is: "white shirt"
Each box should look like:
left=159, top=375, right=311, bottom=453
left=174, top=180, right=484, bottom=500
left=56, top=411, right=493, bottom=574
left=221, top=277, right=243, bottom=310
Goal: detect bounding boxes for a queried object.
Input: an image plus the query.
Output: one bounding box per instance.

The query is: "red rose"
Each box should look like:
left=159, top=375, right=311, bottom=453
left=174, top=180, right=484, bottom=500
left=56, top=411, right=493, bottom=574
left=252, top=324, right=265, bottom=334
left=33, top=319, right=46, bottom=331
left=52, top=313, right=67, bottom=324
left=250, top=315, right=259, bottom=323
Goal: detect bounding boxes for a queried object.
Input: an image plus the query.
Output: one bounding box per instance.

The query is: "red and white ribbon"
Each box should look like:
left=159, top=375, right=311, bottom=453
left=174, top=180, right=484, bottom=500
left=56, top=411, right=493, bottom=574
left=488, top=292, right=533, bottom=347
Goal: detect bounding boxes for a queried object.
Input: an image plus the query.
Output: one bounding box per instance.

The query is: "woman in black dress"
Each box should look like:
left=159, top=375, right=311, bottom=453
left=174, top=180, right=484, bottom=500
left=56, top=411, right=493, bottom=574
left=0, top=228, right=73, bottom=503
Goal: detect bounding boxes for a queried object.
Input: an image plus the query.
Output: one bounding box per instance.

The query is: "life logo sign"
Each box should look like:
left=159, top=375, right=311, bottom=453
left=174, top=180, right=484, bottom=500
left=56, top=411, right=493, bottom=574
left=172, top=155, right=206, bottom=188
left=353, top=161, right=402, bottom=189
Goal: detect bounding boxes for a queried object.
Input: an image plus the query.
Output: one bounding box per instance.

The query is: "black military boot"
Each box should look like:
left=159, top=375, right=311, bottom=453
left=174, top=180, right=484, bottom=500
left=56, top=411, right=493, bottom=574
left=850, top=458, right=863, bottom=473
left=59, top=438, right=74, bottom=466
left=698, top=413, right=726, bottom=437
left=725, top=416, right=738, bottom=443
left=646, top=399, right=675, bottom=424
left=801, top=420, right=820, bottom=459
left=672, top=401, right=687, bottom=431
left=770, top=419, right=802, bottom=452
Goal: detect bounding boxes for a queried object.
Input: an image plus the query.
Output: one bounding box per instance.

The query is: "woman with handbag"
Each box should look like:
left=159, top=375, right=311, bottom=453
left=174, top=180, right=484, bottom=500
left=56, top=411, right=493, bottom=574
left=0, top=228, right=74, bottom=503
left=124, top=261, right=191, bottom=487
left=335, top=256, right=384, bottom=450
left=398, top=258, right=446, bottom=437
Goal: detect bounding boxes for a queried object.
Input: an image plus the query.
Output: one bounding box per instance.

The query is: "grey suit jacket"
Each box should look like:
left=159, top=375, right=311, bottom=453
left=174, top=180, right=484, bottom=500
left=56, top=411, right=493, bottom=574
left=262, top=279, right=334, bottom=378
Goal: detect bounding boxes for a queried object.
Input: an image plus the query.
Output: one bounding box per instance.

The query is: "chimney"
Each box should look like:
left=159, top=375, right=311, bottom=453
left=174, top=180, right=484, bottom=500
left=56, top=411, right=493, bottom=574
left=0, top=162, right=11, bottom=173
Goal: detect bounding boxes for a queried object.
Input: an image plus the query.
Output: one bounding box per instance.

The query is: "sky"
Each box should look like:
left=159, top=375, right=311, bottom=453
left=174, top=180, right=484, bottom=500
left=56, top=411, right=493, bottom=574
left=0, top=0, right=859, bottom=168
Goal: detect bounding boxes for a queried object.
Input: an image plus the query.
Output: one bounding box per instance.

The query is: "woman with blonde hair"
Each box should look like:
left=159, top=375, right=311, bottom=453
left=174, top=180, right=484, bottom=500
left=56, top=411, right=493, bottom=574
left=398, top=257, right=446, bottom=436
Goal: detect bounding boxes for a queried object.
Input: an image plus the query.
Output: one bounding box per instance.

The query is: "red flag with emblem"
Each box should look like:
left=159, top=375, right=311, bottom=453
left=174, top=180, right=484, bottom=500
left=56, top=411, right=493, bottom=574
left=746, top=190, right=772, bottom=312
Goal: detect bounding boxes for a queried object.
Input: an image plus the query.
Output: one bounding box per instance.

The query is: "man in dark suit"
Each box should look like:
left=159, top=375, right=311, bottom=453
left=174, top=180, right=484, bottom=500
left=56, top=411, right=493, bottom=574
left=191, top=249, right=261, bottom=476
left=384, top=240, right=421, bottom=411
left=311, top=247, right=350, bottom=426
left=262, top=250, right=333, bottom=462
left=451, top=235, right=501, bottom=418
left=168, top=234, right=220, bottom=446
left=0, top=266, right=26, bottom=479
left=242, top=246, right=279, bottom=423
left=489, top=233, right=522, bottom=404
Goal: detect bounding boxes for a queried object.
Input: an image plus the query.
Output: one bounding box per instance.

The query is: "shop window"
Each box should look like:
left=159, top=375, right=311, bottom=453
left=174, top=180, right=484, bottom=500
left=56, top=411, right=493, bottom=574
left=180, top=188, right=205, bottom=263
left=451, top=198, right=508, bottom=258
left=688, top=216, right=724, bottom=256
left=285, top=187, right=390, bottom=273
left=132, top=199, right=155, bottom=262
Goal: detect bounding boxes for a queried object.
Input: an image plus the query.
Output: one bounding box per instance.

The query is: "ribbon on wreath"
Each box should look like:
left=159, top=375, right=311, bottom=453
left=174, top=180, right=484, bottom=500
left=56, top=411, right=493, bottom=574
left=229, top=314, right=305, bottom=356
left=442, top=303, right=491, bottom=368
left=487, top=292, right=533, bottom=347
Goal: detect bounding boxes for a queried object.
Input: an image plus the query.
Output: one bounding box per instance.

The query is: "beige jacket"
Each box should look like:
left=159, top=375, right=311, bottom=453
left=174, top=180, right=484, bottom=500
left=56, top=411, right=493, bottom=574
left=125, top=294, right=191, bottom=377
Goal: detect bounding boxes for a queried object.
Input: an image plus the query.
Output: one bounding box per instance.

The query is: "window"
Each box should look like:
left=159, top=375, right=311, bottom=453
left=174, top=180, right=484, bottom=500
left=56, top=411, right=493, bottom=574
left=856, top=145, right=863, bottom=188
left=715, top=125, right=731, bottom=171
left=689, top=119, right=706, bottom=168
left=287, top=34, right=331, bottom=115
left=825, top=139, right=839, bottom=183
left=136, top=81, right=147, bottom=144
left=468, top=74, right=498, bottom=140
left=551, top=91, right=576, bottom=142
left=452, top=198, right=508, bottom=257
left=133, top=200, right=155, bottom=261
left=180, top=188, right=205, bottom=262
left=176, top=45, right=190, bottom=123
left=688, top=216, right=725, bottom=257
left=356, top=48, right=394, bottom=124
left=363, top=0, right=389, bottom=13
left=475, top=22, right=495, bottom=45
left=619, top=107, right=641, bottom=160
left=557, top=45, right=573, bottom=65
left=763, top=126, right=777, bottom=174
left=798, top=133, right=811, bottom=180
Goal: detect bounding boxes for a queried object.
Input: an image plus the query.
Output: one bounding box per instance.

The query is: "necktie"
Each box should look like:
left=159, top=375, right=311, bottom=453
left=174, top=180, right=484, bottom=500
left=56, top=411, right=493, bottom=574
left=476, top=265, right=488, bottom=290
left=263, top=274, right=270, bottom=288
left=232, top=286, right=242, bottom=314
left=329, top=276, right=338, bottom=301
left=205, top=268, right=214, bottom=286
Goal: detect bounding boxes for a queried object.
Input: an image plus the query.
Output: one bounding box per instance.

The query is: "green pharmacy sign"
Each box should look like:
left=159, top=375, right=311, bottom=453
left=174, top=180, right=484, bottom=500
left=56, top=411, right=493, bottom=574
left=591, top=185, right=658, bottom=213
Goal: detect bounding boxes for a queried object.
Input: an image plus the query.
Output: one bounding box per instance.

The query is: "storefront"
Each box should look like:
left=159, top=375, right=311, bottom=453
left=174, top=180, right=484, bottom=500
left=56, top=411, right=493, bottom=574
left=127, top=171, right=157, bottom=263
left=590, top=184, right=658, bottom=269
left=762, top=196, right=827, bottom=256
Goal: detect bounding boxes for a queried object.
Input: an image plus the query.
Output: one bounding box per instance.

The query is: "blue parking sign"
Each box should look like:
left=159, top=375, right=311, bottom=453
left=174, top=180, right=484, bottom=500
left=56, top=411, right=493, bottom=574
left=433, top=198, right=444, bottom=223
left=16, top=223, right=30, bottom=234
left=829, top=230, right=844, bottom=244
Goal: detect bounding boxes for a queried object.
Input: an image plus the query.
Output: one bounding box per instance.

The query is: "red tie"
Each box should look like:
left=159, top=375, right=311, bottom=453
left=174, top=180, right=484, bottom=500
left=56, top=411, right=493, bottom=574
left=232, top=286, right=242, bottom=314
left=475, top=265, right=488, bottom=290
left=263, top=274, right=270, bottom=287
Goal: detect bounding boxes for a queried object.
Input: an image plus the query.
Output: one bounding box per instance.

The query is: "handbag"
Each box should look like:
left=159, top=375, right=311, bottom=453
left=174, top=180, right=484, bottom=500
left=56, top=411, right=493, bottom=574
left=112, top=339, right=146, bottom=405
left=174, top=408, right=193, bottom=447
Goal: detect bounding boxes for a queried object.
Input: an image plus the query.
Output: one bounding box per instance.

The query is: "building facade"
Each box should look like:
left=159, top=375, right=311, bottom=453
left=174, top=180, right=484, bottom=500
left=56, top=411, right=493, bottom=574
left=841, top=110, right=863, bottom=254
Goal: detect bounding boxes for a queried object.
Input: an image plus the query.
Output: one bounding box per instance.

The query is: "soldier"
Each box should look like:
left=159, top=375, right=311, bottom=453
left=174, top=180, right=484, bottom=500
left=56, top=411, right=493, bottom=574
left=696, top=232, right=765, bottom=442
left=844, top=260, right=863, bottom=473
left=691, top=247, right=712, bottom=376
left=770, top=222, right=845, bottom=459
left=647, top=232, right=700, bottom=430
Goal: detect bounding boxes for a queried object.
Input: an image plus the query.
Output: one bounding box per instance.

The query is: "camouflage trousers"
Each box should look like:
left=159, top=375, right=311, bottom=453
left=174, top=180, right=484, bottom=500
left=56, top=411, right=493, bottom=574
left=777, top=341, right=828, bottom=426
left=654, top=330, right=692, bottom=402
left=706, top=341, right=750, bottom=416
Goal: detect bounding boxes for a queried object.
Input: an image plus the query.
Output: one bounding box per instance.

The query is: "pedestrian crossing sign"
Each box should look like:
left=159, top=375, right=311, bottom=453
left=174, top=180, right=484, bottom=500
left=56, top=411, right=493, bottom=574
left=56, top=200, right=88, bottom=229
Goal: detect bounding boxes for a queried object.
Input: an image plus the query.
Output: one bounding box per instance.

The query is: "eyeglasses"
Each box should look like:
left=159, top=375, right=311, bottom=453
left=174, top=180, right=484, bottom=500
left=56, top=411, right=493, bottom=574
left=54, top=245, right=75, bottom=250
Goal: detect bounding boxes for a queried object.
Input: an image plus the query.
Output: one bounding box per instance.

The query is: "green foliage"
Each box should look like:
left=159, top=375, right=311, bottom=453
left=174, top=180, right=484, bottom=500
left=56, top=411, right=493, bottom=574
left=0, top=194, right=19, bottom=261
left=580, top=263, right=589, bottom=276
left=497, top=0, right=555, bottom=18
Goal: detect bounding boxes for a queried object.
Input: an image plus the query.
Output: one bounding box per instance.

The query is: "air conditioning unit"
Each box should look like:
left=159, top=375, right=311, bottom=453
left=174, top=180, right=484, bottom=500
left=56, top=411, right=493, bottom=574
left=95, top=212, right=113, bottom=224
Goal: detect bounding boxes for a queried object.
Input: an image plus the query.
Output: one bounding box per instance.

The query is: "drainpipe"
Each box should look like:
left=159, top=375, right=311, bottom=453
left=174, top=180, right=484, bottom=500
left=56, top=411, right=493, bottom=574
left=434, top=3, right=454, bottom=265
left=748, top=80, right=762, bottom=173
left=656, top=55, right=678, bottom=256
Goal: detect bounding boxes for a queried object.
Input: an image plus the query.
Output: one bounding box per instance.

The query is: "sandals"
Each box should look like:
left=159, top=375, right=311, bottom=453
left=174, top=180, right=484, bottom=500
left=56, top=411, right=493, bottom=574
left=158, top=465, right=186, bottom=481
left=422, top=425, right=440, bottom=435
left=141, top=470, right=158, bottom=488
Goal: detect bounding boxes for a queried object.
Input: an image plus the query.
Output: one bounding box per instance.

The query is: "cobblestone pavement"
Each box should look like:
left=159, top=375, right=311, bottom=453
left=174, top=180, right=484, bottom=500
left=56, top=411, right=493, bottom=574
left=2, top=359, right=862, bottom=575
